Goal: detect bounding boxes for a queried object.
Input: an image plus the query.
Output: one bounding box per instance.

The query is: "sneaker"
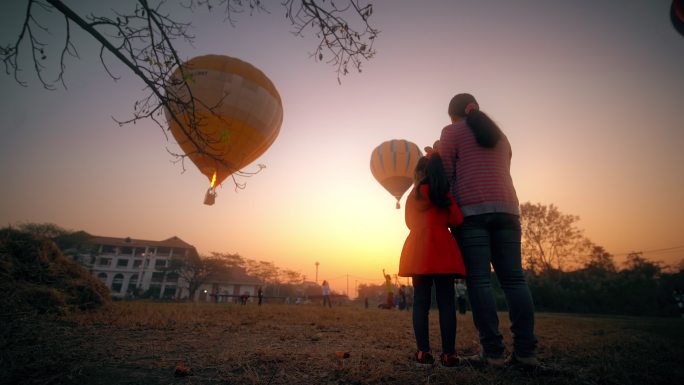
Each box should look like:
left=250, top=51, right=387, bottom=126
left=463, top=353, right=505, bottom=369
left=439, top=353, right=462, bottom=369
left=415, top=351, right=435, bottom=368
left=508, top=353, right=540, bottom=370
left=486, top=355, right=506, bottom=368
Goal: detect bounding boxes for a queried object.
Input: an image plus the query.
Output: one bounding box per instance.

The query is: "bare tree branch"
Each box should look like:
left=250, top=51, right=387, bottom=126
left=1, top=0, right=378, bottom=190
left=283, top=0, right=378, bottom=83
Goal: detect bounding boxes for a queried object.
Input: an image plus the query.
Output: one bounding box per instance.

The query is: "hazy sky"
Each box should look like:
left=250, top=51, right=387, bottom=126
left=1, top=0, right=683, bottom=295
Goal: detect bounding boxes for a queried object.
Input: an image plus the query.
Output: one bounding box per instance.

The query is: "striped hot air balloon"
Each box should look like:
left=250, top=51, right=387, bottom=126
left=164, top=55, right=283, bottom=204
left=370, top=139, right=423, bottom=209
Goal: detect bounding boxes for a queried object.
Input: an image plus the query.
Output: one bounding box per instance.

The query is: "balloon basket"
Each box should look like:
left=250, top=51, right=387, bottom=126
left=204, top=188, right=216, bottom=205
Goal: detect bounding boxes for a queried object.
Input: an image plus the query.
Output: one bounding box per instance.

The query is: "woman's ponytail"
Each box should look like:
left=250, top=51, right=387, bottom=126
left=448, top=93, right=502, bottom=148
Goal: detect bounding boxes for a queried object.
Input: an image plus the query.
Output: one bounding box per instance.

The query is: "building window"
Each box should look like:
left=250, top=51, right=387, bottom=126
left=128, top=274, right=138, bottom=292
left=112, top=274, right=124, bottom=292
left=166, top=273, right=179, bottom=284
left=133, top=259, right=142, bottom=268
left=171, top=248, right=186, bottom=257
left=97, top=272, right=107, bottom=283
left=157, top=247, right=171, bottom=256
left=147, top=285, right=161, bottom=298
left=117, top=259, right=129, bottom=268
left=162, top=286, right=176, bottom=298
left=134, top=248, right=146, bottom=257
left=120, top=247, right=133, bottom=256
left=151, top=272, right=164, bottom=283
left=155, top=259, right=167, bottom=269
left=98, top=258, right=111, bottom=266
left=101, top=245, right=116, bottom=254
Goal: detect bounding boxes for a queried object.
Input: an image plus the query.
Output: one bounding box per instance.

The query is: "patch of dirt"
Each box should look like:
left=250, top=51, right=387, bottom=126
left=3, top=303, right=683, bottom=384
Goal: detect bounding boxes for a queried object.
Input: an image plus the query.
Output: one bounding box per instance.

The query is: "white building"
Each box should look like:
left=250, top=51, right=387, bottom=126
left=78, top=235, right=194, bottom=299
left=76, top=235, right=261, bottom=301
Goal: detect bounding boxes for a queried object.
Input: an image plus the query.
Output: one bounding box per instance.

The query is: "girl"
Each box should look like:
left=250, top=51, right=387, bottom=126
left=398, top=150, right=466, bottom=369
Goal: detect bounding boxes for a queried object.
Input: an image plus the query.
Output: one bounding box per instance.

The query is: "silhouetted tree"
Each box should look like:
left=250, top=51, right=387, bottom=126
left=520, top=202, right=591, bottom=273
left=357, top=282, right=384, bottom=305
left=210, top=251, right=246, bottom=269
left=622, top=252, right=662, bottom=280
left=167, top=251, right=230, bottom=299
left=583, top=245, right=617, bottom=276
left=15, top=222, right=70, bottom=238
left=14, top=222, right=97, bottom=263
left=280, top=269, right=303, bottom=285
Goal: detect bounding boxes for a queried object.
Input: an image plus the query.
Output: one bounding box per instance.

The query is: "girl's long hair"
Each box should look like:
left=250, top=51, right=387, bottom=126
left=414, top=153, right=451, bottom=208
left=448, top=93, right=502, bottom=148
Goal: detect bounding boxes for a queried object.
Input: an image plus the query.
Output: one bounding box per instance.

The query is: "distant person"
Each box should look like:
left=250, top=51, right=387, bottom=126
left=240, top=292, right=250, bottom=305
left=440, top=93, right=538, bottom=368
left=382, top=269, right=394, bottom=309
left=257, top=287, right=263, bottom=306
left=398, top=150, right=466, bottom=369
left=674, top=290, right=684, bottom=318
left=455, top=280, right=467, bottom=315
left=398, top=285, right=408, bottom=311
left=322, top=280, right=332, bottom=308
left=406, top=286, right=414, bottom=311
left=364, top=296, right=369, bottom=309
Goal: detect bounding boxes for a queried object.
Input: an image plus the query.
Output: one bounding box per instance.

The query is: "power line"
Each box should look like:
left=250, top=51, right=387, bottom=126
left=612, top=244, right=684, bottom=257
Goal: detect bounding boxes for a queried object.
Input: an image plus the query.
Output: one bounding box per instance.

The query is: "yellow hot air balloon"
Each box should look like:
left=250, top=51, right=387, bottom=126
left=370, top=139, right=422, bottom=209
left=164, top=55, right=283, bottom=204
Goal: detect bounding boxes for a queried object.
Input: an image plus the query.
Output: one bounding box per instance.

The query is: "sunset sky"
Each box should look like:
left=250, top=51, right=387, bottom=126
left=1, top=0, right=683, bottom=296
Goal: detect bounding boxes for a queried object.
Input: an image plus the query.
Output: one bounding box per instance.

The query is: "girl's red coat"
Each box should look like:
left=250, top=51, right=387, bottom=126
left=398, top=184, right=466, bottom=277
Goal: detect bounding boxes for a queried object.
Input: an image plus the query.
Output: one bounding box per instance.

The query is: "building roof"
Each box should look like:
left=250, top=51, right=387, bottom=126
left=90, top=235, right=195, bottom=249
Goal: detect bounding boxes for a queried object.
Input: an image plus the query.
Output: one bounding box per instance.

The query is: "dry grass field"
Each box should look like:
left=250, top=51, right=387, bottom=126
left=3, top=301, right=683, bottom=385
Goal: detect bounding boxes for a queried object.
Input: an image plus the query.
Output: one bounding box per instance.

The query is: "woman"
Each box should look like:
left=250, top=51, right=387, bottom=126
left=439, top=93, right=538, bottom=367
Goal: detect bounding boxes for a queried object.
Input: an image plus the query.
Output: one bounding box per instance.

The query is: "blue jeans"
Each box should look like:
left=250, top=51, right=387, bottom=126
left=412, top=275, right=456, bottom=355
left=453, top=213, right=537, bottom=358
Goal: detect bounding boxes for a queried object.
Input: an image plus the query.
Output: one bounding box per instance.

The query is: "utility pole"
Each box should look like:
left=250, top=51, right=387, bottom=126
left=346, top=274, right=349, bottom=298
left=315, top=261, right=319, bottom=284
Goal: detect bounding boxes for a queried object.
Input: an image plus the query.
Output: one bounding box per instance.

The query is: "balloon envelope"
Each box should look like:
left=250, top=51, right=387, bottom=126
left=164, top=55, right=283, bottom=187
left=370, top=139, right=422, bottom=207
left=672, top=0, right=684, bottom=36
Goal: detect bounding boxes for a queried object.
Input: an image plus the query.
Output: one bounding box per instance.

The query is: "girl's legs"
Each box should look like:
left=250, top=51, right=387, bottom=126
left=412, top=275, right=432, bottom=352
left=434, top=275, right=457, bottom=355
